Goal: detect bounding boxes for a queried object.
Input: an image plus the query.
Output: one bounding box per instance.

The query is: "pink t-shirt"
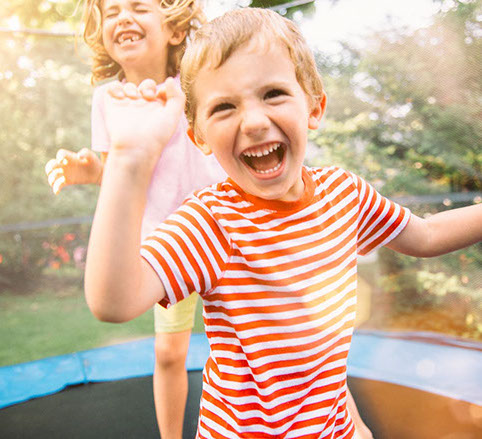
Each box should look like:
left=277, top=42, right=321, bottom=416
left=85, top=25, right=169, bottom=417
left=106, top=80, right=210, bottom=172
left=91, top=79, right=227, bottom=238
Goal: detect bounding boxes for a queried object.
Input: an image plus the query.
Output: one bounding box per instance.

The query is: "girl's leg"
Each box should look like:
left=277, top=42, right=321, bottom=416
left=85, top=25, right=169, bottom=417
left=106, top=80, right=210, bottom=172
left=154, top=329, right=191, bottom=439
left=152, top=293, right=199, bottom=439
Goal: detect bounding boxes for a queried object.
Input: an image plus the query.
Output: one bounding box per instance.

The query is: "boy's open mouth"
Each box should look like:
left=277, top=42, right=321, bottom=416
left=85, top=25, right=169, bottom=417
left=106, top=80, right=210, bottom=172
left=241, top=142, right=286, bottom=175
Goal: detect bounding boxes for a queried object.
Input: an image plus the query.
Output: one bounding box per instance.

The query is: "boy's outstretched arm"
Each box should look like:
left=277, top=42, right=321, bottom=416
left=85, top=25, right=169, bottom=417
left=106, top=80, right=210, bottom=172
left=386, top=204, right=482, bottom=257
left=84, top=78, right=185, bottom=322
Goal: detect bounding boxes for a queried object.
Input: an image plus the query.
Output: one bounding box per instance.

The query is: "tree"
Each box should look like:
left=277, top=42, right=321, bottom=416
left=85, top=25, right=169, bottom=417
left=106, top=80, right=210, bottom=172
left=310, top=0, right=481, bottom=195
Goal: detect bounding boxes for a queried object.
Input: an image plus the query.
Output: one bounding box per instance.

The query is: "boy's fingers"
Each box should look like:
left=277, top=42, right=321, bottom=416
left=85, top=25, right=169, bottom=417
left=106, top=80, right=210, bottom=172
left=107, top=81, right=125, bottom=99
left=124, top=82, right=140, bottom=99
left=138, top=79, right=157, bottom=100
left=162, top=77, right=186, bottom=116
left=163, top=77, right=185, bottom=102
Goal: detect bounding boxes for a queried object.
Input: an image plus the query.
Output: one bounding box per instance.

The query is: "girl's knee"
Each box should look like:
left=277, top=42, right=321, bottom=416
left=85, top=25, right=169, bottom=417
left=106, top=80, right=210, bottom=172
left=154, top=332, right=190, bottom=368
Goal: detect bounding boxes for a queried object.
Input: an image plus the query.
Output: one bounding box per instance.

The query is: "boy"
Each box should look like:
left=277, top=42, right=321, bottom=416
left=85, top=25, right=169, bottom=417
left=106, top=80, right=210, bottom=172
left=85, top=8, right=482, bottom=438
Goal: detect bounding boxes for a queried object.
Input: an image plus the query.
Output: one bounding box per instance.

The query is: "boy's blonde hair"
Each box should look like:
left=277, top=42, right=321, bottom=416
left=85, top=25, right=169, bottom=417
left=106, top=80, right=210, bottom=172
left=181, top=7, right=324, bottom=133
left=82, top=0, right=206, bottom=83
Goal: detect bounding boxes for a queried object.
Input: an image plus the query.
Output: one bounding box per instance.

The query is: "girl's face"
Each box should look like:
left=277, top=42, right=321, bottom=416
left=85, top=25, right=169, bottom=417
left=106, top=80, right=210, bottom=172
left=101, top=0, right=180, bottom=84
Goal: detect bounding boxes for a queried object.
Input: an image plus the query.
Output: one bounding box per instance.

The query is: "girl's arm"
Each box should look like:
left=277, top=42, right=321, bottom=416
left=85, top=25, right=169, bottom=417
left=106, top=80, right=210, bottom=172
left=386, top=203, right=482, bottom=257
left=84, top=78, right=185, bottom=322
left=45, top=148, right=104, bottom=194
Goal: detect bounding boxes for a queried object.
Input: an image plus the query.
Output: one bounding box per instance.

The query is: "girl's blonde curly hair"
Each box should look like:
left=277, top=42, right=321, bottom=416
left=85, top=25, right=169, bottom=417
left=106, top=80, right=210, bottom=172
left=82, top=0, right=206, bottom=83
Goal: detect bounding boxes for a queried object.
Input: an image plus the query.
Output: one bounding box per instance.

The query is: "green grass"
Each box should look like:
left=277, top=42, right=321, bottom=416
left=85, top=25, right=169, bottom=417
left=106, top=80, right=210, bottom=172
left=0, top=270, right=205, bottom=367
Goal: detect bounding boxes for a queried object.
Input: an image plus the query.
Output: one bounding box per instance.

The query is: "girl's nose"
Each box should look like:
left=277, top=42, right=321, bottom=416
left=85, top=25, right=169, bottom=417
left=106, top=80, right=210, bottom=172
left=240, top=106, right=270, bottom=138
left=117, top=9, right=133, bottom=24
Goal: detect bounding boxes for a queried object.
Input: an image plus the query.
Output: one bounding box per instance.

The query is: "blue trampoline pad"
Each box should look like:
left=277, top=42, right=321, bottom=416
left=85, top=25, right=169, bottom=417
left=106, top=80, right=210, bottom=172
left=1, top=330, right=480, bottom=409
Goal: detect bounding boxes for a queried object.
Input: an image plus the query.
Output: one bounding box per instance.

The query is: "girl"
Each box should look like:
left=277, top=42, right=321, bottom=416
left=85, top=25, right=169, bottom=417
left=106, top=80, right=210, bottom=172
left=45, top=1, right=225, bottom=438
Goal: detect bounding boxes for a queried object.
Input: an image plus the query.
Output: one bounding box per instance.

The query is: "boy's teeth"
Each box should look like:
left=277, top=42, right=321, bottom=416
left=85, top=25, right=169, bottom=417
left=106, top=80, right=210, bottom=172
left=257, top=162, right=282, bottom=174
left=243, top=143, right=280, bottom=158
left=242, top=143, right=284, bottom=174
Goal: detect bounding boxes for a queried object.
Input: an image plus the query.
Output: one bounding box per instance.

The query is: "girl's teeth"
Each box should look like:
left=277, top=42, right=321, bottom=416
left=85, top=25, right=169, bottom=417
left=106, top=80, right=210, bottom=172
left=119, top=34, right=140, bottom=43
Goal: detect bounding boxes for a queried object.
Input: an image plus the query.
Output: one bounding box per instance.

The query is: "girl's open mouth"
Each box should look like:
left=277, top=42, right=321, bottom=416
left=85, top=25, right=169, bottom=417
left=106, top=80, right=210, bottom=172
left=116, top=31, right=143, bottom=47
left=241, top=142, right=286, bottom=176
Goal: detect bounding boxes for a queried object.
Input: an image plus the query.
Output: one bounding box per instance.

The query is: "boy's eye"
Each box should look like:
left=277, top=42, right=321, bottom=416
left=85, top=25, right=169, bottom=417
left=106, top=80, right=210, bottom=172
left=264, top=89, right=286, bottom=100
left=210, top=103, right=234, bottom=115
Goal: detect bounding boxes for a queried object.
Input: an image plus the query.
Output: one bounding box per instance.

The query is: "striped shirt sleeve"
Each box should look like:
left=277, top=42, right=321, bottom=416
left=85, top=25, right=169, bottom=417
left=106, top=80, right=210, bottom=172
left=350, top=172, right=411, bottom=255
left=141, top=197, right=231, bottom=307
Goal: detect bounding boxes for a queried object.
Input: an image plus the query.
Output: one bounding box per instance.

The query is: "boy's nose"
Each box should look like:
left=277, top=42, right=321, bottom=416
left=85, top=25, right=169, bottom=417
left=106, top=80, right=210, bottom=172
left=240, top=107, right=270, bottom=137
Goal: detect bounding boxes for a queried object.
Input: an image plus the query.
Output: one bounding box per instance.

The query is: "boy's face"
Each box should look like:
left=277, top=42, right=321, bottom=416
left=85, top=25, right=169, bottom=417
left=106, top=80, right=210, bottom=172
left=191, top=41, right=324, bottom=202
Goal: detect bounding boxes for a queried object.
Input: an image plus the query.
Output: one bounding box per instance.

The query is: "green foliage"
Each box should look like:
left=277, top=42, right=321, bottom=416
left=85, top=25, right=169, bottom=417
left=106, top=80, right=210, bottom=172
left=0, top=32, right=98, bottom=285
left=310, top=0, right=482, bottom=195
left=308, top=0, right=482, bottom=340
left=0, top=34, right=97, bottom=224
left=0, top=225, right=90, bottom=290
left=1, top=0, right=80, bottom=29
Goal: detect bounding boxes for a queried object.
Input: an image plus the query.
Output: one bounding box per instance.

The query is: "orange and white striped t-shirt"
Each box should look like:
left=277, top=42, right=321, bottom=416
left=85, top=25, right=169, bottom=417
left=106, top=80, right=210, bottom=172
left=141, top=166, right=410, bottom=439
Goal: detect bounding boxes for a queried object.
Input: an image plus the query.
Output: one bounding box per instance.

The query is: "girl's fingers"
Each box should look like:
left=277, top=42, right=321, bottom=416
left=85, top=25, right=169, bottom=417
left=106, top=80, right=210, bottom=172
left=52, top=175, right=66, bottom=195
left=47, top=168, right=63, bottom=188
left=77, top=148, right=91, bottom=158
left=56, top=149, right=77, bottom=166
left=77, top=148, right=96, bottom=165
left=138, top=79, right=157, bottom=100
left=45, top=158, right=60, bottom=175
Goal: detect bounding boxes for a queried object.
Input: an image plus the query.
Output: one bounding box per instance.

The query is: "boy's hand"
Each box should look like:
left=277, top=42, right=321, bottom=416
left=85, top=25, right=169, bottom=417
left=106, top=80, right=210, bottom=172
left=104, top=77, right=185, bottom=165
left=45, top=148, right=103, bottom=195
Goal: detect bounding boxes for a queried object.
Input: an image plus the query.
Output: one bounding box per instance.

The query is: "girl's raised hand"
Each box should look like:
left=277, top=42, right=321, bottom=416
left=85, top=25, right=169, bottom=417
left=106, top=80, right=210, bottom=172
left=45, top=148, right=103, bottom=194
left=104, top=77, right=185, bottom=164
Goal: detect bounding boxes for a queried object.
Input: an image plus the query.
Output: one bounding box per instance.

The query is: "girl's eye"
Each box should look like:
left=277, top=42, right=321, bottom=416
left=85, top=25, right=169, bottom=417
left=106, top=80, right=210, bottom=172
left=104, top=11, right=118, bottom=18
left=210, top=103, right=234, bottom=115
left=264, top=89, right=286, bottom=100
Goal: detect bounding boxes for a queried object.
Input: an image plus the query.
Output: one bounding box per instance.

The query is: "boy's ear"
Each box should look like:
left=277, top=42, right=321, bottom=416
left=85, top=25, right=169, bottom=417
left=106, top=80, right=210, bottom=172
left=187, top=127, right=212, bottom=155
left=308, top=91, right=327, bottom=130
left=169, top=28, right=187, bottom=46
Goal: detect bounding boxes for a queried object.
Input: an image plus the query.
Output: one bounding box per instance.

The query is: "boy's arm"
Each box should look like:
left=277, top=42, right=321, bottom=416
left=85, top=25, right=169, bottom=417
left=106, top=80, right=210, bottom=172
left=84, top=78, right=185, bottom=322
left=386, top=204, right=482, bottom=257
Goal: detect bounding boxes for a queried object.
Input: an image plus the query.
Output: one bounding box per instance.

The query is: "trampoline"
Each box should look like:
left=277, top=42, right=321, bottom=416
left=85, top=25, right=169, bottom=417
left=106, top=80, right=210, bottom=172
left=1, top=331, right=481, bottom=439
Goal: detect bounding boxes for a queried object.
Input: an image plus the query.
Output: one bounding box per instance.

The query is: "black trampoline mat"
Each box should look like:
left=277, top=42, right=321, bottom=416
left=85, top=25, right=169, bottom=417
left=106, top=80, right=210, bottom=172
left=2, top=372, right=481, bottom=439
left=0, top=371, right=203, bottom=439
